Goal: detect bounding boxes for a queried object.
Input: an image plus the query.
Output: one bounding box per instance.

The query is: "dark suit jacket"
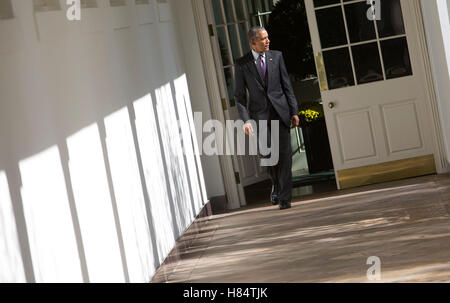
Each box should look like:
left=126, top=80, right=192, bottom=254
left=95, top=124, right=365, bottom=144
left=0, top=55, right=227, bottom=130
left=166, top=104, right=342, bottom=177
left=234, top=50, right=298, bottom=128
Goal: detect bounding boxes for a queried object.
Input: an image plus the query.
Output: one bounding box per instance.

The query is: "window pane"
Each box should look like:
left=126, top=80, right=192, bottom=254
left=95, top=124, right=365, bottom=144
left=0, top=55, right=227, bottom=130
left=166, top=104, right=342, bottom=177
left=224, top=67, right=235, bottom=107
left=352, top=42, right=383, bottom=84
left=381, top=37, right=412, bottom=79
left=212, top=0, right=224, bottom=25
left=228, top=24, right=241, bottom=61
left=246, top=0, right=257, bottom=15
left=223, top=0, right=235, bottom=23
left=33, top=0, right=61, bottom=12
left=239, top=22, right=250, bottom=54
left=0, top=0, right=13, bottom=19
left=316, top=6, right=348, bottom=49
left=314, top=0, right=340, bottom=8
left=323, top=47, right=355, bottom=89
left=261, top=0, right=272, bottom=12
left=250, top=16, right=259, bottom=27
left=234, top=0, right=245, bottom=21
left=255, top=0, right=263, bottom=13
left=217, top=27, right=232, bottom=66
left=261, top=14, right=270, bottom=28
left=344, top=1, right=376, bottom=43
left=110, top=0, right=126, bottom=6
left=82, top=0, right=98, bottom=8
left=377, top=0, right=405, bottom=38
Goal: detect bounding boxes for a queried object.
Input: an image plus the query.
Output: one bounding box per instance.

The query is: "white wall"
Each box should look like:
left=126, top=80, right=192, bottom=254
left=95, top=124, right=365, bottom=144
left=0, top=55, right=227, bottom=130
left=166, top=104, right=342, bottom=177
left=0, top=0, right=211, bottom=282
left=421, top=0, right=450, bottom=165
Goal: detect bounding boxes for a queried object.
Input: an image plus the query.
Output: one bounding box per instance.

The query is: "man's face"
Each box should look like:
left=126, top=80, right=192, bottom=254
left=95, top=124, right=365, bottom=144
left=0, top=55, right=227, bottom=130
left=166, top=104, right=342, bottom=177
left=251, top=30, right=270, bottom=53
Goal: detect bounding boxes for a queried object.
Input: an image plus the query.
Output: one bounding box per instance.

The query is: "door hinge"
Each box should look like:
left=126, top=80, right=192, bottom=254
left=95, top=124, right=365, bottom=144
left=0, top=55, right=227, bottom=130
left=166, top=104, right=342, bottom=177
left=235, top=172, right=241, bottom=184
left=221, top=98, right=228, bottom=111
left=208, top=24, right=214, bottom=37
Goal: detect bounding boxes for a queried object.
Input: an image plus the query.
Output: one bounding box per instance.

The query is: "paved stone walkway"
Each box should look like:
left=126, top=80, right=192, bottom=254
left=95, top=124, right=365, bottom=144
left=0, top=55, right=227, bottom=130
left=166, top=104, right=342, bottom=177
left=152, top=174, right=450, bottom=283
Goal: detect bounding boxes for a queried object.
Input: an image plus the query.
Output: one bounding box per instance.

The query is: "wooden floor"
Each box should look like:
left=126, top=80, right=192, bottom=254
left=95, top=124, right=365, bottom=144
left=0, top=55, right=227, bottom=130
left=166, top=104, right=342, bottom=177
left=151, top=173, right=450, bottom=283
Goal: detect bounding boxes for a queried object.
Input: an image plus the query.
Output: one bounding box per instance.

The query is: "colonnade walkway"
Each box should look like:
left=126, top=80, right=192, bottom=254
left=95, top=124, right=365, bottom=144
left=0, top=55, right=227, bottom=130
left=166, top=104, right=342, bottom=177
left=152, top=174, right=450, bottom=283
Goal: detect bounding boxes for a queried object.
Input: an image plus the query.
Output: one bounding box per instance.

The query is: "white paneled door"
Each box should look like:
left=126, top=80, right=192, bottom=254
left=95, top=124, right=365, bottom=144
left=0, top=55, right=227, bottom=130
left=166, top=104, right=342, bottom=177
left=305, top=0, right=439, bottom=188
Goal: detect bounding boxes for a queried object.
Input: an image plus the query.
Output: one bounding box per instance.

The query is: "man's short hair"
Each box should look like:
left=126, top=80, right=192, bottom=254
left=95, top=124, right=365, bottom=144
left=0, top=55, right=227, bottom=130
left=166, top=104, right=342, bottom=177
left=248, top=26, right=266, bottom=42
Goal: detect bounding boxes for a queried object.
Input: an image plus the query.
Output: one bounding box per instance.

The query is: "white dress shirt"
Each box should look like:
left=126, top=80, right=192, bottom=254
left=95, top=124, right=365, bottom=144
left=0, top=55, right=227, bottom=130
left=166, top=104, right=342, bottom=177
left=251, top=49, right=266, bottom=67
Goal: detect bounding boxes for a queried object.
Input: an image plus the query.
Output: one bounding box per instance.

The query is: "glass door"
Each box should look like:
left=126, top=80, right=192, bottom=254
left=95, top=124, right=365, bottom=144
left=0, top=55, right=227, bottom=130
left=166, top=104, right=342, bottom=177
left=305, top=0, right=438, bottom=189
left=206, top=0, right=274, bottom=189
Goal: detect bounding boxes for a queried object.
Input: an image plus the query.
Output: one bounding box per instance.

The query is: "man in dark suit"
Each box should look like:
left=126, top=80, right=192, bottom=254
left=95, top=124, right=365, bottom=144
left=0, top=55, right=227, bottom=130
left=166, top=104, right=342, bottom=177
left=234, top=26, right=299, bottom=210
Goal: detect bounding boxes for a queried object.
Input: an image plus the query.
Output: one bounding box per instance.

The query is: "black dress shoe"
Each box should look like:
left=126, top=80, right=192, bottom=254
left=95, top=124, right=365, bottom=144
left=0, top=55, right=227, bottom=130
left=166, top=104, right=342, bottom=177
left=279, top=201, right=291, bottom=210
left=270, top=194, right=279, bottom=205
left=270, top=186, right=279, bottom=205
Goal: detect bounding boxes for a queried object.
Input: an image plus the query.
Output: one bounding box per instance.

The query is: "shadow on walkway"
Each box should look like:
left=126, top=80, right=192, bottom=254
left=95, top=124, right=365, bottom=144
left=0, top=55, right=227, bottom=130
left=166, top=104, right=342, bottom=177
left=152, top=174, right=450, bottom=283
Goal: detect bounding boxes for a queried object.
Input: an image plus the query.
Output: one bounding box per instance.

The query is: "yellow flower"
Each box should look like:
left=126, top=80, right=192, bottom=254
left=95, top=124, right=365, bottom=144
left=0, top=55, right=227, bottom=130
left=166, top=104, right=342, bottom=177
left=300, top=109, right=320, bottom=123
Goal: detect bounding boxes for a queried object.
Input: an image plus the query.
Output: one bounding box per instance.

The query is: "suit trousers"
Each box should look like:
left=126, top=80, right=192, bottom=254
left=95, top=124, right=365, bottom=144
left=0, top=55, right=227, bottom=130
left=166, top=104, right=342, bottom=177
left=257, top=103, right=292, bottom=203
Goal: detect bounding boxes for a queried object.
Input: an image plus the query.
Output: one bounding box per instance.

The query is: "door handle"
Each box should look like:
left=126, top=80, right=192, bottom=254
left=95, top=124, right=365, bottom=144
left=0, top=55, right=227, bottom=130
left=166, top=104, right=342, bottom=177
left=328, top=102, right=335, bottom=109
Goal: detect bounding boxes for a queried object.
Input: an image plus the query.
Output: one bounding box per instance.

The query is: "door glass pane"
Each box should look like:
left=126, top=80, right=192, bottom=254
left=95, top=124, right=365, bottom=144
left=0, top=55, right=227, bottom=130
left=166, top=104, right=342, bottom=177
left=316, top=6, right=348, bottom=49
left=352, top=42, right=384, bottom=84
left=217, top=27, right=232, bottom=66
left=223, top=0, right=235, bottom=23
left=250, top=16, right=259, bottom=27
left=246, top=0, right=256, bottom=15
left=344, top=1, right=376, bottom=43
left=314, top=0, right=340, bottom=8
left=377, top=0, right=405, bottom=38
left=0, top=0, right=13, bottom=19
left=255, top=0, right=263, bottom=13
left=110, top=0, right=126, bottom=6
left=239, top=22, right=250, bottom=54
left=33, top=0, right=61, bottom=12
left=323, top=47, right=355, bottom=89
left=234, top=0, right=245, bottom=21
left=228, top=24, right=241, bottom=61
left=224, top=67, right=235, bottom=106
left=261, top=14, right=270, bottom=27
left=381, top=37, right=412, bottom=79
left=212, top=0, right=224, bottom=25
left=82, top=0, right=98, bottom=8
left=261, top=0, right=272, bottom=12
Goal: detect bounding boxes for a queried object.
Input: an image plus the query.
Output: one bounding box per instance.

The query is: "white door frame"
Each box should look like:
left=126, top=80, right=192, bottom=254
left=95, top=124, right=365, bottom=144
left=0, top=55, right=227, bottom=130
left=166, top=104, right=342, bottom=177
left=191, top=0, right=245, bottom=209
left=191, top=0, right=448, bottom=198
left=411, top=0, right=449, bottom=173
left=202, top=0, right=269, bottom=188
left=386, top=0, right=448, bottom=173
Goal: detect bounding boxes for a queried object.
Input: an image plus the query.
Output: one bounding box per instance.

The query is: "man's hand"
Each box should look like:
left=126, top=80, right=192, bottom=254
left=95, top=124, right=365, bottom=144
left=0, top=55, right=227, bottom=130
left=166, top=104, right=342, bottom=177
left=291, top=115, right=299, bottom=128
left=243, top=122, right=254, bottom=136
